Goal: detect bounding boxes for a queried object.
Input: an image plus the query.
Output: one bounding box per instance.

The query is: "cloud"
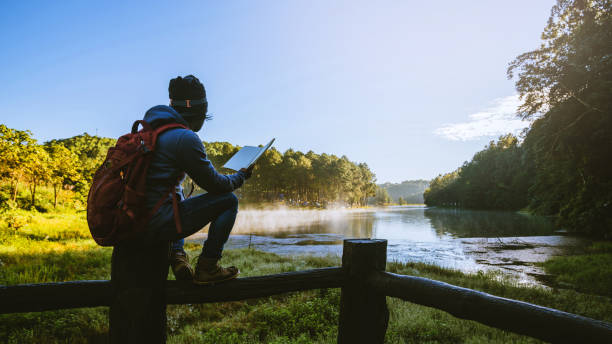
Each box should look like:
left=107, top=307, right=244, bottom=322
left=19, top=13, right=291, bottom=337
left=434, top=95, right=530, bottom=141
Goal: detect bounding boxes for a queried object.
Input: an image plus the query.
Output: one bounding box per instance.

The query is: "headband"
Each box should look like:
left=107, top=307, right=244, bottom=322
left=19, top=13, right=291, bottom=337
left=169, top=97, right=207, bottom=108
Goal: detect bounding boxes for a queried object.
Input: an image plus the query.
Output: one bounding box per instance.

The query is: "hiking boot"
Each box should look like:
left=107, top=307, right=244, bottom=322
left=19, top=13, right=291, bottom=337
left=169, top=250, right=194, bottom=281
left=193, top=256, right=239, bottom=285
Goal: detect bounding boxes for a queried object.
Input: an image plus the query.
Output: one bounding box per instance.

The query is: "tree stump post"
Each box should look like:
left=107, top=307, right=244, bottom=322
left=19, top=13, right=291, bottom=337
left=337, top=239, right=389, bottom=344
left=109, top=241, right=170, bottom=343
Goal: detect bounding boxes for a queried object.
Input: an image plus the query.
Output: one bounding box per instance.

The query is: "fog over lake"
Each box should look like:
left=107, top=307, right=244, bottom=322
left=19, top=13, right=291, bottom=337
left=188, top=205, right=587, bottom=286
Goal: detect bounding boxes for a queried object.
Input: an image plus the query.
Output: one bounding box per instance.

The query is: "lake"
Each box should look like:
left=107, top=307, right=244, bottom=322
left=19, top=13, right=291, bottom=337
left=187, top=205, right=588, bottom=286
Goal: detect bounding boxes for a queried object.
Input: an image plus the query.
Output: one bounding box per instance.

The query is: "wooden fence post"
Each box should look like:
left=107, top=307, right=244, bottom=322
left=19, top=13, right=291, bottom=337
left=337, top=239, right=389, bottom=344
left=109, top=241, right=170, bottom=343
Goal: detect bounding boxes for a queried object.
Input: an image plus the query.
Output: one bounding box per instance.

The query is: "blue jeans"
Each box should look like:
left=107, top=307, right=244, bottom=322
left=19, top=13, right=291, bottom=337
left=146, top=192, right=239, bottom=259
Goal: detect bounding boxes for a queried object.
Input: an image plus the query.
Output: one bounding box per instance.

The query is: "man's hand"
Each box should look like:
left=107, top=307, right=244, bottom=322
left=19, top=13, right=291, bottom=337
left=240, top=165, right=254, bottom=179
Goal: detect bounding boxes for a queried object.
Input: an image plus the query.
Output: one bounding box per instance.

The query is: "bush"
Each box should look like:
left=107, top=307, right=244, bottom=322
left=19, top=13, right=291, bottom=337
left=1, top=209, right=33, bottom=231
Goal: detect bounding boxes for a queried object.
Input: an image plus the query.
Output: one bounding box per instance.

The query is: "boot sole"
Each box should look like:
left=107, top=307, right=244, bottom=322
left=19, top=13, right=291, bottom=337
left=192, top=270, right=240, bottom=286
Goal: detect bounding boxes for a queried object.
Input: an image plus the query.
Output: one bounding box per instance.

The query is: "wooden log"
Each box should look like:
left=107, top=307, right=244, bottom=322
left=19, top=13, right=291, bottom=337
left=109, top=241, right=170, bottom=344
left=337, top=239, right=389, bottom=344
left=0, top=268, right=345, bottom=314
left=166, top=267, right=345, bottom=304
left=0, top=280, right=111, bottom=313
left=367, top=271, right=612, bottom=344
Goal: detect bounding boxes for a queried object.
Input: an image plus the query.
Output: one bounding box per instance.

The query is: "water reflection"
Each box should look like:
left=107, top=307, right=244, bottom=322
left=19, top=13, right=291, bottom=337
left=187, top=205, right=585, bottom=286
left=424, top=208, right=557, bottom=238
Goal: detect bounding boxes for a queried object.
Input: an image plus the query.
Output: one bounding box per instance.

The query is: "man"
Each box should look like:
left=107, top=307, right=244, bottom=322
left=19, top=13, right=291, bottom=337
left=142, top=74, right=251, bottom=284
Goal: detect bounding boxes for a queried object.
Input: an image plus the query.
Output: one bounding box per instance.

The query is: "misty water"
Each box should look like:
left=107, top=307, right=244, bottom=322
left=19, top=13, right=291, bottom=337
left=187, top=206, right=588, bottom=286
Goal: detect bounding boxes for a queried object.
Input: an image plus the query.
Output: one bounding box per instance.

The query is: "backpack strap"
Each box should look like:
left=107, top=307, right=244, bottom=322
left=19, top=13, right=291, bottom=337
left=185, top=182, right=195, bottom=199
left=132, top=120, right=153, bottom=133
left=172, top=191, right=182, bottom=234
left=151, top=123, right=188, bottom=235
left=132, top=120, right=187, bottom=135
left=143, top=176, right=184, bottom=235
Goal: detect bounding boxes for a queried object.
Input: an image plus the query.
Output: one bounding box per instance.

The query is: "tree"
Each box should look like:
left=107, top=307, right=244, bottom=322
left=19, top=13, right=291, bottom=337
left=508, top=0, right=612, bottom=237
left=194, top=141, right=376, bottom=207
left=379, top=180, right=429, bottom=204
left=424, top=169, right=460, bottom=207
left=44, top=143, right=81, bottom=208
left=373, top=187, right=391, bottom=205
left=23, top=144, right=51, bottom=208
left=423, top=134, right=533, bottom=210
left=507, top=0, right=612, bottom=119
left=0, top=125, right=38, bottom=202
left=47, top=133, right=116, bottom=189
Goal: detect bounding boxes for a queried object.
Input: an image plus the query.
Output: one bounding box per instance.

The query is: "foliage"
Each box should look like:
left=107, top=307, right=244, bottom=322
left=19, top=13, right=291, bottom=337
left=423, top=170, right=460, bottom=207
left=0, top=126, right=375, bottom=212
left=424, top=134, right=532, bottom=210
left=0, top=127, right=112, bottom=210
left=510, top=0, right=612, bottom=237
left=46, top=133, right=116, bottom=193
left=507, top=0, right=612, bottom=119
left=428, top=1, right=612, bottom=237
left=44, top=143, right=81, bottom=208
left=372, top=186, right=392, bottom=205
left=23, top=144, right=52, bottom=209
left=0, top=125, right=38, bottom=205
left=379, top=180, right=429, bottom=204
left=1, top=209, right=32, bottom=231
left=196, top=142, right=377, bottom=207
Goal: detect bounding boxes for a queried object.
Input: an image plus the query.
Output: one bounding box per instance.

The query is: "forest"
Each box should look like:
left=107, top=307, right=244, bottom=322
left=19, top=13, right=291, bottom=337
left=198, top=141, right=377, bottom=206
left=425, top=0, right=611, bottom=238
left=379, top=180, right=429, bottom=204
left=0, top=125, right=377, bottom=212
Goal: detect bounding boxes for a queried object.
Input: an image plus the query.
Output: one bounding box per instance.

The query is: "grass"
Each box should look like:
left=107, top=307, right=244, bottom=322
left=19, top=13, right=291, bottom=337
left=1, top=210, right=611, bottom=343
left=542, top=241, right=612, bottom=297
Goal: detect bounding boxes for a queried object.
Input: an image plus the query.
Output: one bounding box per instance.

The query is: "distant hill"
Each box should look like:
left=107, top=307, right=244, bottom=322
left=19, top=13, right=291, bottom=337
left=379, top=179, right=429, bottom=204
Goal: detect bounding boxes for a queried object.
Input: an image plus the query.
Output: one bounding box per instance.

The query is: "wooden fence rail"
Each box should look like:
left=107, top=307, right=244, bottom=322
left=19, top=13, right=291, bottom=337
left=1, top=239, right=611, bottom=344
left=0, top=268, right=344, bottom=314
left=367, top=270, right=612, bottom=343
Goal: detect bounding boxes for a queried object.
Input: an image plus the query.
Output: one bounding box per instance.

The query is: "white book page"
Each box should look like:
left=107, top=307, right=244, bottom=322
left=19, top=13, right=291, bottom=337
left=222, top=138, right=276, bottom=171
left=222, top=146, right=261, bottom=171
left=246, top=138, right=275, bottom=167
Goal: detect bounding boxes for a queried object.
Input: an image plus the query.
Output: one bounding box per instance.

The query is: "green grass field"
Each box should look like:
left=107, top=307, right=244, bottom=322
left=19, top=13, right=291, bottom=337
left=541, top=241, right=612, bottom=297
left=1, top=211, right=611, bottom=343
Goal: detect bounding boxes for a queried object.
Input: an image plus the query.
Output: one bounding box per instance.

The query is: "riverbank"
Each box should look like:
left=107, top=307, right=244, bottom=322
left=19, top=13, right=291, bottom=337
left=1, top=210, right=611, bottom=343
left=541, top=241, right=612, bottom=297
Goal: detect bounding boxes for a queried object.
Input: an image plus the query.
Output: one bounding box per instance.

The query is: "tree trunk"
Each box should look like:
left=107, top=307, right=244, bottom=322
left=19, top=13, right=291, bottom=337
left=54, top=184, right=58, bottom=208
left=30, top=183, right=36, bottom=208
left=11, top=180, right=18, bottom=202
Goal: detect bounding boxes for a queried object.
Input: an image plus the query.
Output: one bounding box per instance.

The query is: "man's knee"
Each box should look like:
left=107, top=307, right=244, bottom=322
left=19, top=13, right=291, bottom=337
left=226, top=192, right=238, bottom=212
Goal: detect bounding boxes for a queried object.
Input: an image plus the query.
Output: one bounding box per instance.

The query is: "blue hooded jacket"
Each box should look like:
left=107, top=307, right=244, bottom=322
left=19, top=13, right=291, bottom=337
left=143, top=105, right=246, bottom=231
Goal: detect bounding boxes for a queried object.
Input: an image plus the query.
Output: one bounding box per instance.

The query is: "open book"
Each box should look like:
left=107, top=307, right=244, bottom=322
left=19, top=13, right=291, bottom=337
left=222, top=138, right=275, bottom=171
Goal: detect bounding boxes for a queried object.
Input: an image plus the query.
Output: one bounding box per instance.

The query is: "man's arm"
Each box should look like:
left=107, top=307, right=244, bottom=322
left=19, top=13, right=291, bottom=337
left=175, top=131, right=247, bottom=194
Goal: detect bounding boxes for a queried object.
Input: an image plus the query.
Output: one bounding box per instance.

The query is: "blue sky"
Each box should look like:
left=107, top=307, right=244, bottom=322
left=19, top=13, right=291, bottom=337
left=0, top=1, right=555, bottom=183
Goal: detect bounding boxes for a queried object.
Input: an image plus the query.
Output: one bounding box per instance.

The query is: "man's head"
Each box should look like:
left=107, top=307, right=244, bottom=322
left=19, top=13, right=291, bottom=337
left=169, top=75, right=209, bottom=132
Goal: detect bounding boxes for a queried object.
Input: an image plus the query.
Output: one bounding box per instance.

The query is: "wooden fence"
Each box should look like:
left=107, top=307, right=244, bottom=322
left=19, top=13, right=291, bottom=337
left=1, top=239, right=611, bottom=343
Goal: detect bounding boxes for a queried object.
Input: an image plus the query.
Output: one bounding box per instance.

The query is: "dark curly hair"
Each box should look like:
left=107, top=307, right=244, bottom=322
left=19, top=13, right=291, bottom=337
left=168, top=75, right=210, bottom=120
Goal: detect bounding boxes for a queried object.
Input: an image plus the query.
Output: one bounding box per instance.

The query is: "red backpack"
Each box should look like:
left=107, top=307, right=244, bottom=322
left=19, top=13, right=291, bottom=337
left=87, top=120, right=187, bottom=246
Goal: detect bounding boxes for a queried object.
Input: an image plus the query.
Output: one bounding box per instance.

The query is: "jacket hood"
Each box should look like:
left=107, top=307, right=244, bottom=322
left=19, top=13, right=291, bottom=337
left=143, top=105, right=189, bottom=128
